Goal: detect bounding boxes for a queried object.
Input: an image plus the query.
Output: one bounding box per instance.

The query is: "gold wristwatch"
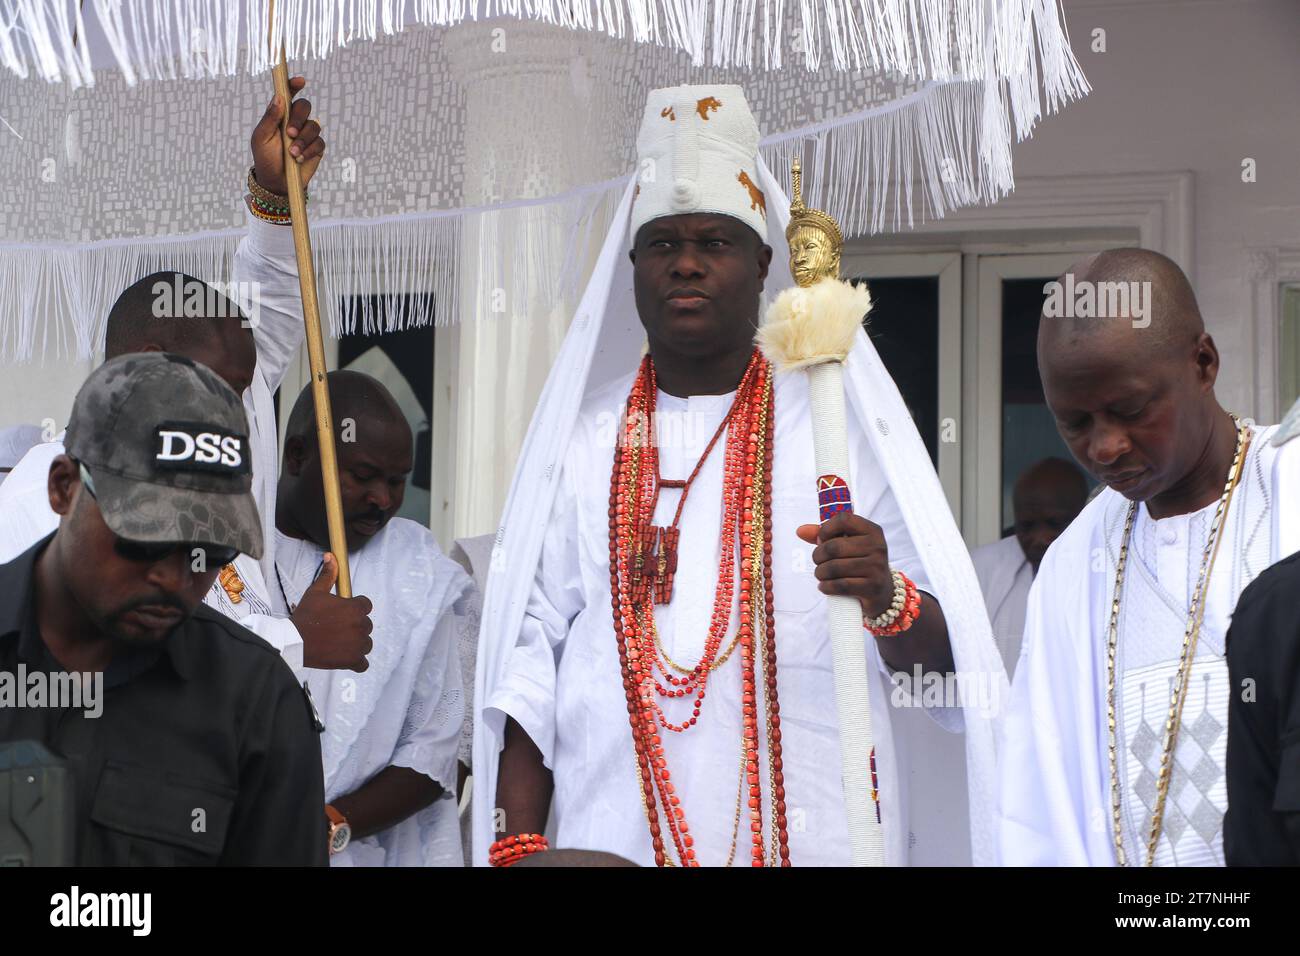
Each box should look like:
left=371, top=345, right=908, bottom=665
left=325, top=804, right=351, bottom=856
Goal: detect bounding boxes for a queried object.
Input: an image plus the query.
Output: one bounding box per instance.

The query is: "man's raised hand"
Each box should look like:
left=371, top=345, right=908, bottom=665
left=251, top=75, right=325, bottom=195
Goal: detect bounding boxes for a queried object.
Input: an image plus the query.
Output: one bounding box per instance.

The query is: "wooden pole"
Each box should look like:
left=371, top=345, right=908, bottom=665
left=267, top=3, right=352, bottom=597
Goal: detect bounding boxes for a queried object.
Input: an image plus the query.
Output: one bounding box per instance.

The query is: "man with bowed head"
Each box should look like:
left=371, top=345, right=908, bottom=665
left=997, top=248, right=1300, bottom=866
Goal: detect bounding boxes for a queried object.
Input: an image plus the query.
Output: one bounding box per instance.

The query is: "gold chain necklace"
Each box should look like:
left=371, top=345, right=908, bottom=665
left=651, top=615, right=745, bottom=674
left=724, top=725, right=747, bottom=866
left=1106, top=415, right=1249, bottom=866
left=756, top=379, right=783, bottom=866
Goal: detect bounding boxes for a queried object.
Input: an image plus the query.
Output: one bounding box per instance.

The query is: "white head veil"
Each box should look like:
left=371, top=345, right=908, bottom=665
left=472, top=156, right=1008, bottom=867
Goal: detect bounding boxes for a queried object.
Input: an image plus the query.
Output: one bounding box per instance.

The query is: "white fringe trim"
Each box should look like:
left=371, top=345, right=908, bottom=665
left=0, top=182, right=630, bottom=362
left=0, top=1, right=1089, bottom=108
left=0, top=72, right=1049, bottom=362
left=761, top=79, right=1014, bottom=237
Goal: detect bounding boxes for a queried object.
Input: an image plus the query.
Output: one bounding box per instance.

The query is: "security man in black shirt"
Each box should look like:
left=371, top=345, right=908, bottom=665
left=0, top=352, right=326, bottom=865
left=1225, top=401, right=1300, bottom=866
left=1224, top=546, right=1300, bottom=865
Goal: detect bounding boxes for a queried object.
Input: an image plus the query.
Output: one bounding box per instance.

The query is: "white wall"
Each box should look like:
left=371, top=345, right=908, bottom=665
left=1011, top=0, right=1300, bottom=418
left=0, top=356, right=96, bottom=432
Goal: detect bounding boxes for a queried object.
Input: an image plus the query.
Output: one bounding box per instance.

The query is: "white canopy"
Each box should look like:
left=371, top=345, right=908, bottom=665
left=0, top=1, right=1088, bottom=362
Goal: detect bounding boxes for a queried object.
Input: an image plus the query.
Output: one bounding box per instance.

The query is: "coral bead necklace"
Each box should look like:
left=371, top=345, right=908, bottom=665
left=608, top=349, right=790, bottom=867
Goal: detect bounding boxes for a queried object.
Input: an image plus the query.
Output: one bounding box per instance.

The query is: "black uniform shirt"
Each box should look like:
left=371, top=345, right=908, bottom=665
left=1224, top=550, right=1300, bottom=865
left=0, top=535, right=327, bottom=866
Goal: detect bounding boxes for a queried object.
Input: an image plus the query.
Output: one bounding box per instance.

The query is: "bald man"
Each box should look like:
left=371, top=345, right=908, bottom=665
left=970, top=457, right=1087, bottom=675
left=272, top=371, right=476, bottom=866
left=996, top=248, right=1300, bottom=866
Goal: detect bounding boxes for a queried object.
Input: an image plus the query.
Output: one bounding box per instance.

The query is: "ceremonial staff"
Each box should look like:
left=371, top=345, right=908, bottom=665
left=265, top=0, right=352, bottom=596
left=758, top=159, right=883, bottom=866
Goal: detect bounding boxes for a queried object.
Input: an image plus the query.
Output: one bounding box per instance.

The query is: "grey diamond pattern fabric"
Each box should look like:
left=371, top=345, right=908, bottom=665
left=1113, top=430, right=1276, bottom=865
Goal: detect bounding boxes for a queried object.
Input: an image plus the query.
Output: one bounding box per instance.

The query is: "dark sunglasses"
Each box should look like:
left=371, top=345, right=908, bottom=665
left=77, top=462, right=240, bottom=567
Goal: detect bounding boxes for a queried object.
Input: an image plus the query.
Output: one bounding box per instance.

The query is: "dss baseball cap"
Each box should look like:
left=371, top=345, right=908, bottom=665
left=63, top=352, right=264, bottom=559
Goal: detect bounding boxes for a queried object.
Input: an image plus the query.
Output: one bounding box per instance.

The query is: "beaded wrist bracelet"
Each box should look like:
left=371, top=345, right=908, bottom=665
left=865, top=569, right=921, bottom=637
left=245, top=167, right=305, bottom=224
left=489, top=832, right=549, bottom=867
left=247, top=166, right=304, bottom=206
left=245, top=195, right=291, bottom=224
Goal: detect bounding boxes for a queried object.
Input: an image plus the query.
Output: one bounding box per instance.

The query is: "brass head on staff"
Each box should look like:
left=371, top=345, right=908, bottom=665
left=786, top=157, right=845, bottom=288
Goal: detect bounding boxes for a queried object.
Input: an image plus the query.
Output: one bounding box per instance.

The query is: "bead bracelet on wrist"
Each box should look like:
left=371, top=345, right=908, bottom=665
left=865, top=569, right=921, bottom=637
left=489, top=833, right=549, bottom=867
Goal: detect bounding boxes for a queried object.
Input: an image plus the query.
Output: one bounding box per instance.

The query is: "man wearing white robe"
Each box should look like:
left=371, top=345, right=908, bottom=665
left=493, top=372, right=959, bottom=866
left=474, top=85, right=1006, bottom=868
left=272, top=372, right=474, bottom=866
left=997, top=248, right=1300, bottom=866
left=971, top=457, right=1087, bottom=675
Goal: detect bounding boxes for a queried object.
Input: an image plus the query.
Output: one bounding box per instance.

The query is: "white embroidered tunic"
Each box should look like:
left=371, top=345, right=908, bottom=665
left=998, top=424, right=1288, bottom=865
left=273, top=519, right=474, bottom=867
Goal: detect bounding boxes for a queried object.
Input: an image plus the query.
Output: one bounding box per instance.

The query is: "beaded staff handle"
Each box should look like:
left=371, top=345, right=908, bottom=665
left=805, top=360, right=887, bottom=867
left=267, top=0, right=351, bottom=596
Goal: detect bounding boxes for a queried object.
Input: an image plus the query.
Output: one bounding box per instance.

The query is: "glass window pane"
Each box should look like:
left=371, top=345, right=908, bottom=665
left=336, top=295, right=437, bottom=528
left=852, top=275, right=940, bottom=466
left=1280, top=283, right=1300, bottom=412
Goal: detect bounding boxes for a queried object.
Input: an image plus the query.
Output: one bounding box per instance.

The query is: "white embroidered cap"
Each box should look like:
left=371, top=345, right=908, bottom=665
left=629, top=84, right=768, bottom=245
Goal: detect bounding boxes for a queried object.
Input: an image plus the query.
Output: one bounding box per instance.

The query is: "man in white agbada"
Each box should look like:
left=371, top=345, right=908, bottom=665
left=970, top=457, right=1087, bottom=675
left=473, top=85, right=1006, bottom=868
left=997, top=248, right=1300, bottom=866
left=271, top=371, right=474, bottom=866
left=0, top=81, right=372, bottom=682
